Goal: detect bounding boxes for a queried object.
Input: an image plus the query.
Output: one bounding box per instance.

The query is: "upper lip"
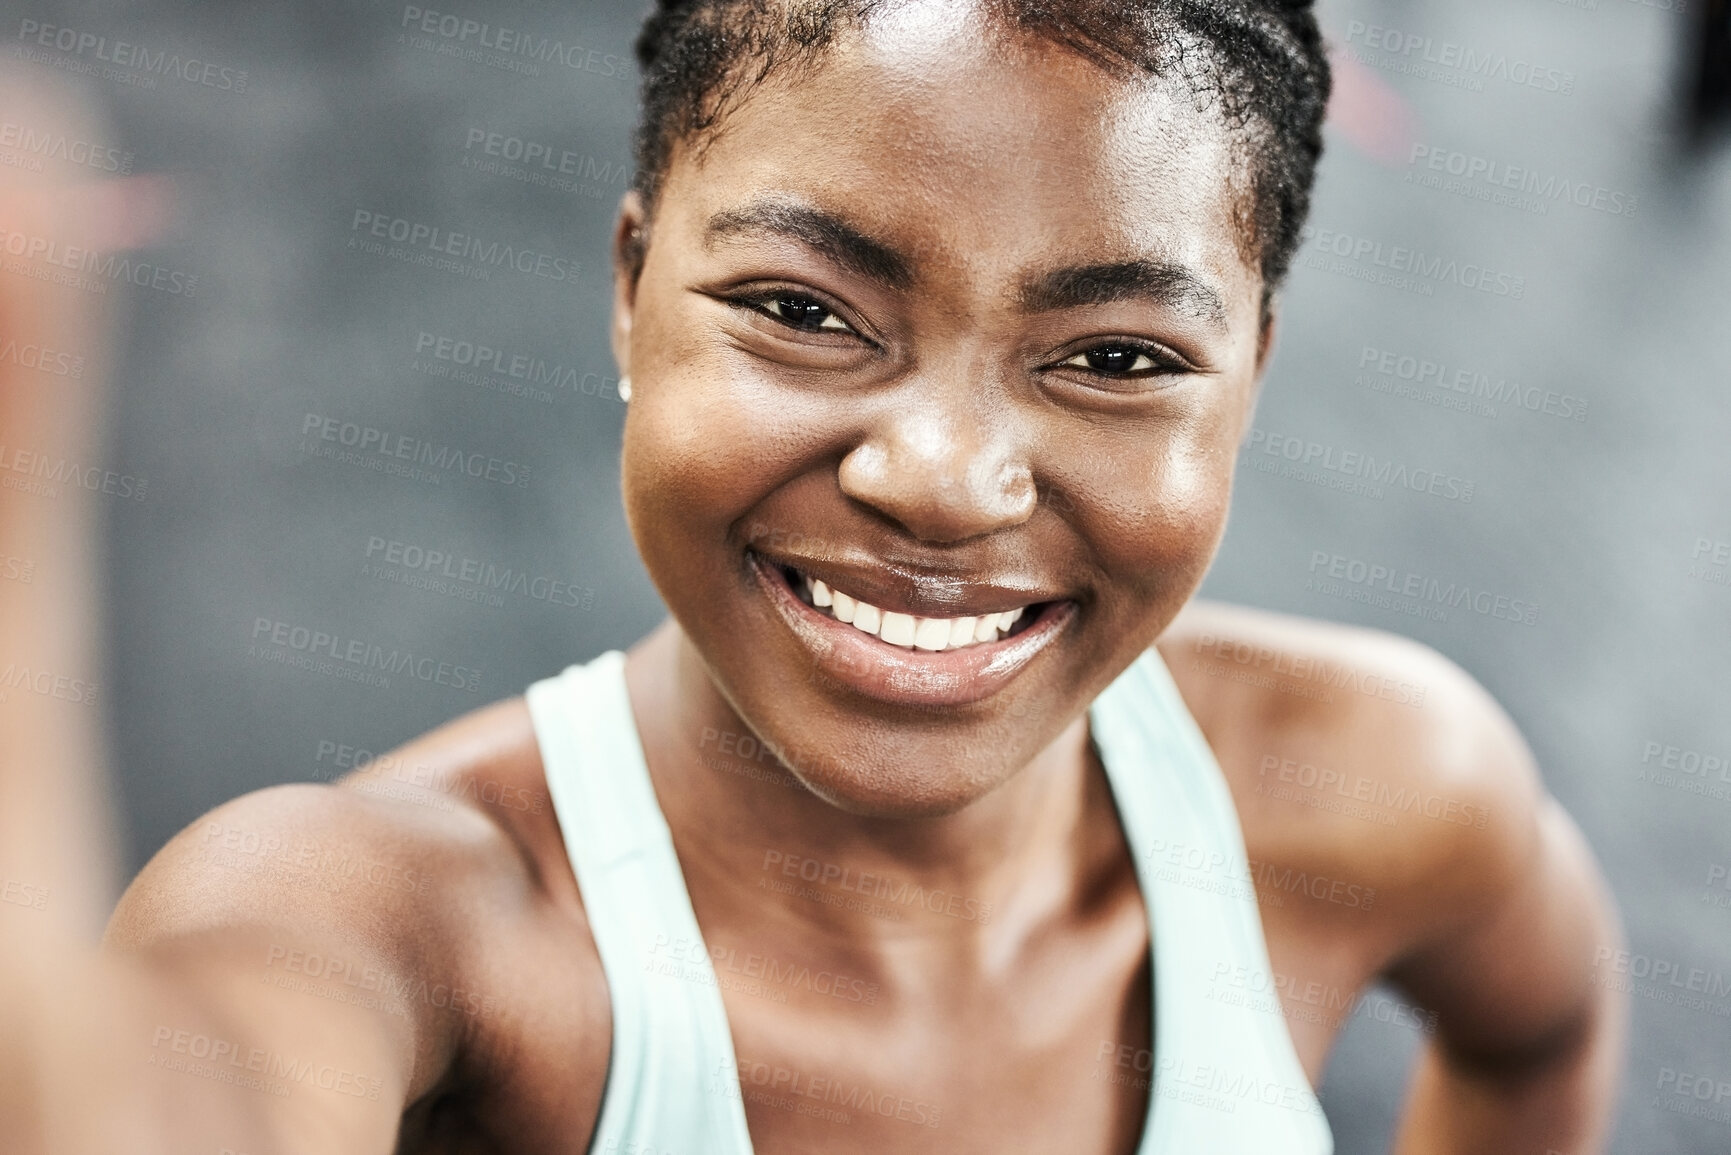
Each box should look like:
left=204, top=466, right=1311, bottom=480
left=750, top=547, right=1071, bottom=619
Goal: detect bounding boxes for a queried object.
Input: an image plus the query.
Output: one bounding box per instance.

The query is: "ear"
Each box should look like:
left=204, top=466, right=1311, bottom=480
left=1254, top=295, right=1280, bottom=380
left=1237, top=295, right=1279, bottom=434
left=610, top=190, right=650, bottom=381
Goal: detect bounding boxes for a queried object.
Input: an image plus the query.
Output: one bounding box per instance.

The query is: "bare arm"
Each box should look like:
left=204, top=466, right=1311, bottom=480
left=87, top=696, right=599, bottom=1155
left=8, top=775, right=520, bottom=1155
left=1388, top=708, right=1626, bottom=1154
left=1162, top=601, right=1627, bottom=1153
left=96, top=785, right=477, bottom=1154
left=0, top=69, right=449, bottom=1148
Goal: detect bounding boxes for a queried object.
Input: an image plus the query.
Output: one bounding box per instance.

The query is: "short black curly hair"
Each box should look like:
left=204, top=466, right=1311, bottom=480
left=631, top=0, right=1330, bottom=297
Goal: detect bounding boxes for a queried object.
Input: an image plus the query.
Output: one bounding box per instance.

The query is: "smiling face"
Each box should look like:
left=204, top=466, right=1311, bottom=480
left=613, top=9, right=1270, bottom=818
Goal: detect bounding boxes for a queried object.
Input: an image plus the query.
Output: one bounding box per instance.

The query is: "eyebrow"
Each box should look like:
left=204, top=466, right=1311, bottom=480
left=704, top=199, right=1229, bottom=330
left=1017, top=261, right=1229, bottom=329
left=704, top=200, right=916, bottom=291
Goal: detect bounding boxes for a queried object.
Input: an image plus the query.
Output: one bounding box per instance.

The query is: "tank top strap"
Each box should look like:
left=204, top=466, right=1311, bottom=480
left=1090, top=646, right=1335, bottom=1154
left=526, top=651, right=757, bottom=1155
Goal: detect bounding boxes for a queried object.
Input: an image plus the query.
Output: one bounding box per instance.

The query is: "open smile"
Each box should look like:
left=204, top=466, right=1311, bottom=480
left=797, top=570, right=1034, bottom=650
left=749, top=551, right=1076, bottom=708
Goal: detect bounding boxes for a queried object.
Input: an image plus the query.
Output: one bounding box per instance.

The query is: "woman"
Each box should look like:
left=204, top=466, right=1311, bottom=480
left=15, top=1, right=1626, bottom=1152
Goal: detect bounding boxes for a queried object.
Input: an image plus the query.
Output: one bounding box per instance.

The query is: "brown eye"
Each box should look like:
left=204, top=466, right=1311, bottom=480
left=763, top=294, right=852, bottom=333
left=1066, top=345, right=1159, bottom=376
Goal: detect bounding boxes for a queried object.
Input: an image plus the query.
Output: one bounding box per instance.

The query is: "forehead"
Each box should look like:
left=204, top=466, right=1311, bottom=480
left=659, top=10, right=1259, bottom=314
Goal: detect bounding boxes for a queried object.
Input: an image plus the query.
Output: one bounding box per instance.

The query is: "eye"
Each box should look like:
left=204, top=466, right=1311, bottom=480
left=1062, top=344, right=1166, bottom=377
left=759, top=294, right=855, bottom=334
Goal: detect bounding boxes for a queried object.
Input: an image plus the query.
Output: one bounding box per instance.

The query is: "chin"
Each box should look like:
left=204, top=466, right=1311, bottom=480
left=731, top=689, right=1060, bottom=819
left=779, top=746, right=1017, bottom=820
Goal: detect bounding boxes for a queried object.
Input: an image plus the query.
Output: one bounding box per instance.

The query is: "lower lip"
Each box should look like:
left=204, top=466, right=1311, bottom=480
left=750, top=553, right=1076, bottom=709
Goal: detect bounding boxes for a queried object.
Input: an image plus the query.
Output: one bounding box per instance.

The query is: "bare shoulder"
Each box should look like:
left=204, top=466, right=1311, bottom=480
left=106, top=697, right=609, bottom=1145
left=325, top=695, right=577, bottom=896
left=108, top=698, right=564, bottom=957
left=1155, top=600, right=1548, bottom=967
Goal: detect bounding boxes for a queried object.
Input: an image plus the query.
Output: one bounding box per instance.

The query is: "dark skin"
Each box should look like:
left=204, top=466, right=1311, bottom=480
left=2, top=12, right=1624, bottom=1154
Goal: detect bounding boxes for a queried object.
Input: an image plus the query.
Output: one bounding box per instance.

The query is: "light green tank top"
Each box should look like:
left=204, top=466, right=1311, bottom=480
left=526, top=646, right=1334, bottom=1154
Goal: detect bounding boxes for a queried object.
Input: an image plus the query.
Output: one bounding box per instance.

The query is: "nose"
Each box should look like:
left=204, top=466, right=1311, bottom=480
left=837, top=394, right=1037, bottom=545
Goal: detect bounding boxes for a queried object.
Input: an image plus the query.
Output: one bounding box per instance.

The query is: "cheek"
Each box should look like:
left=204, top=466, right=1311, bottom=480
left=1065, top=419, right=1237, bottom=602
left=621, top=320, right=831, bottom=553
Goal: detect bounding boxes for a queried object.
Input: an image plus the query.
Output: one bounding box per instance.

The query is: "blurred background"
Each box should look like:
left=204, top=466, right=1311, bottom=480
left=3, top=0, right=1727, bottom=1150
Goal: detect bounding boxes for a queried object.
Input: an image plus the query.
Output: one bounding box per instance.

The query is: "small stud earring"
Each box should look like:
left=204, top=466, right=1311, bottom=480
left=618, top=375, right=633, bottom=403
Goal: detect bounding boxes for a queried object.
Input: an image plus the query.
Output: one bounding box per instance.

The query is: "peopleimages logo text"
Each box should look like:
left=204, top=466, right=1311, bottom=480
left=462, top=129, right=629, bottom=184
left=0, top=227, right=198, bottom=297
left=250, top=617, right=483, bottom=693
left=0, top=338, right=85, bottom=379
left=1357, top=345, right=1588, bottom=422
left=0, top=120, right=133, bottom=174
left=300, top=414, right=531, bottom=489
left=1300, top=226, right=1526, bottom=299
left=1407, top=144, right=1636, bottom=218
left=413, top=331, right=621, bottom=401
left=1307, top=551, right=1539, bottom=627
left=15, top=20, right=249, bottom=92
left=1244, top=429, right=1476, bottom=504
left=349, top=211, right=580, bottom=283
left=363, top=537, right=594, bottom=610
left=398, top=7, right=629, bottom=78
left=1343, top=21, right=1575, bottom=94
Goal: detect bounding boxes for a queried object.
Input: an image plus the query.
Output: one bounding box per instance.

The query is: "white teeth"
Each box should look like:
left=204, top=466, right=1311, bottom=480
left=795, top=570, right=1033, bottom=652
left=879, top=611, right=917, bottom=647
left=913, top=617, right=952, bottom=651
left=946, top=617, right=978, bottom=649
